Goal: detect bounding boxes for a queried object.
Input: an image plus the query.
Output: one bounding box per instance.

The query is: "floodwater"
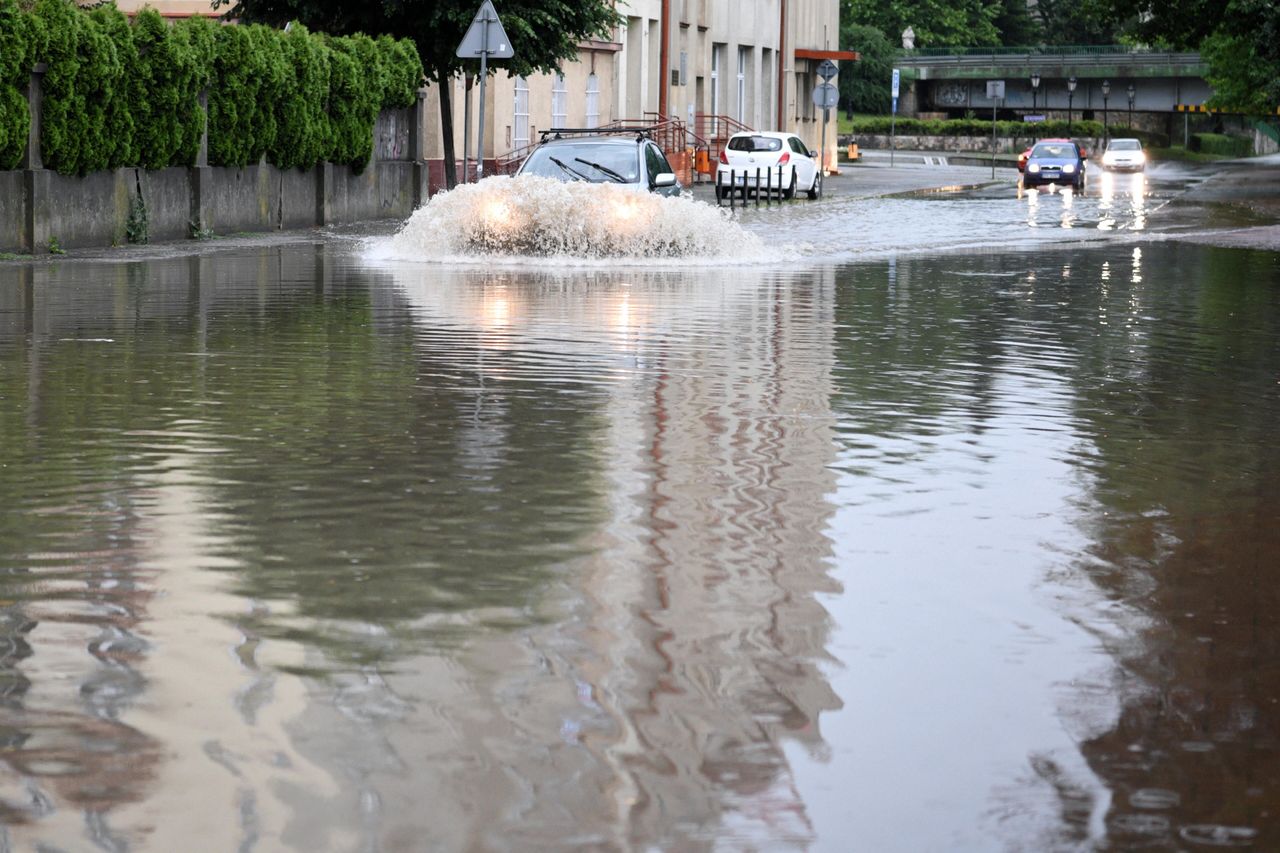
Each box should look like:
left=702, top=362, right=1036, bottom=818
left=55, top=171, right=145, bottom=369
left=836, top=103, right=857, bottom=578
left=1, top=168, right=1278, bottom=851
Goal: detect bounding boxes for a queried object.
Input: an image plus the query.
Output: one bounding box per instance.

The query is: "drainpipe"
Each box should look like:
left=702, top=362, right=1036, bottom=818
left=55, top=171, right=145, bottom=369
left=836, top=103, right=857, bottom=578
left=659, top=0, right=670, bottom=118
left=777, top=0, right=787, bottom=130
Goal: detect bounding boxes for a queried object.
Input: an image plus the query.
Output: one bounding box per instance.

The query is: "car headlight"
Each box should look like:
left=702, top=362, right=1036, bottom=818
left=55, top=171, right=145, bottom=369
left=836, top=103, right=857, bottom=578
left=1135, top=152, right=1146, bottom=163
left=1102, top=153, right=1116, bottom=164
left=1028, top=163, right=1040, bottom=173
left=1063, top=164, right=1076, bottom=173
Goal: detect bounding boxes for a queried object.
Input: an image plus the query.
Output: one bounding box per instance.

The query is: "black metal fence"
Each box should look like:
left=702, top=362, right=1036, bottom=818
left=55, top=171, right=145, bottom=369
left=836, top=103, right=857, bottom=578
left=714, top=165, right=793, bottom=208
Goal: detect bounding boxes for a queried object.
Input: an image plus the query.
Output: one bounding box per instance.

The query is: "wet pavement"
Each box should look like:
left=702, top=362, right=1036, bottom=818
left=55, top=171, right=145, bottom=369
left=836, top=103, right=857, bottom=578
left=1, top=159, right=1279, bottom=851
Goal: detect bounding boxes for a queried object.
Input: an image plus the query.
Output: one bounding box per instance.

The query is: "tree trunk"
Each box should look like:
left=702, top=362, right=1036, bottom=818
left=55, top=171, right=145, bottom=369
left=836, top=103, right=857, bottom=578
left=437, top=63, right=457, bottom=190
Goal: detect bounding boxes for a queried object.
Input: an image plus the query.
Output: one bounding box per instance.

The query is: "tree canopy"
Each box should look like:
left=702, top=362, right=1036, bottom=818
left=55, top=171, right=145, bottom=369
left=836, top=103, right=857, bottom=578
left=841, top=0, right=1278, bottom=115
left=218, top=0, right=623, bottom=187
left=839, top=24, right=893, bottom=115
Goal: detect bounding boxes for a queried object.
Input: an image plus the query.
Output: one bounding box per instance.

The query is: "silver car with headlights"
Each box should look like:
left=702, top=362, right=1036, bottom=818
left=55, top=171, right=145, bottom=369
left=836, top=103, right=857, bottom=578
left=515, top=129, right=683, bottom=197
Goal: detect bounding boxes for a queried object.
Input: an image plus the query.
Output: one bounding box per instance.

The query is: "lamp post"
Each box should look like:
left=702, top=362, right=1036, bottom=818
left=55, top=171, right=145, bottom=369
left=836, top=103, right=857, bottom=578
left=1101, top=79, right=1111, bottom=139
left=1067, top=76, right=1078, bottom=133
left=1127, top=83, right=1135, bottom=128
left=1030, top=72, right=1041, bottom=113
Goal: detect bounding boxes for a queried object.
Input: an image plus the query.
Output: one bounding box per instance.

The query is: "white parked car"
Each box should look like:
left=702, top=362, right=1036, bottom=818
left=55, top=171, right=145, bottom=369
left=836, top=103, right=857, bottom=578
left=1101, top=138, right=1146, bottom=172
left=716, top=131, right=822, bottom=201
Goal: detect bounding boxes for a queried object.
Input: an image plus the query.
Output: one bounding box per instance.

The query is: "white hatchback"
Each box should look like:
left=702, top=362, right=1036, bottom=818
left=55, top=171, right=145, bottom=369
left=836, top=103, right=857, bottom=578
left=1101, top=138, right=1146, bottom=172
left=716, top=131, right=822, bottom=201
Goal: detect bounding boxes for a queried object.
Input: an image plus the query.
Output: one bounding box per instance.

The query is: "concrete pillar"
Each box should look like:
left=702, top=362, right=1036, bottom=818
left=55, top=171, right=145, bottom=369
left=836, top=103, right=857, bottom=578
left=197, top=90, right=209, bottom=168
left=316, top=162, right=333, bottom=225
left=23, top=65, right=48, bottom=254
left=189, top=89, right=213, bottom=234
left=412, top=88, right=428, bottom=207
left=190, top=165, right=213, bottom=233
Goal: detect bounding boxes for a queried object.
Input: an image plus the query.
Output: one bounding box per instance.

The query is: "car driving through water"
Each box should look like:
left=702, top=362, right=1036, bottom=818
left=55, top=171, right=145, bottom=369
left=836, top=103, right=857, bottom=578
left=1022, top=139, right=1089, bottom=190
left=515, top=129, right=683, bottom=197
left=1101, top=138, right=1146, bottom=172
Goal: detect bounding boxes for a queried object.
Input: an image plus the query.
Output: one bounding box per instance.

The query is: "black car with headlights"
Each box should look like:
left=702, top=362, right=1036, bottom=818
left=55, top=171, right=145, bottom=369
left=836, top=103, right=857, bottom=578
left=1022, top=139, right=1088, bottom=190
left=515, top=129, right=682, bottom=197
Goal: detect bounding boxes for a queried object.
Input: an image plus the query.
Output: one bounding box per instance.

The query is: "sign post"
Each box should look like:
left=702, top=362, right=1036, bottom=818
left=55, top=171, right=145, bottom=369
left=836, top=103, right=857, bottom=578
left=986, top=80, right=1005, bottom=179
left=813, top=81, right=839, bottom=180
left=456, top=1, right=514, bottom=182
left=890, top=68, right=900, bottom=167
left=816, top=61, right=838, bottom=178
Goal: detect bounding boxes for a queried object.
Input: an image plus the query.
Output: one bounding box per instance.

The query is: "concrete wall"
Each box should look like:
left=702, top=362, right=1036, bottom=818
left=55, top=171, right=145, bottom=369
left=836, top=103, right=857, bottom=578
left=1, top=160, right=427, bottom=254
left=0, top=173, right=24, bottom=252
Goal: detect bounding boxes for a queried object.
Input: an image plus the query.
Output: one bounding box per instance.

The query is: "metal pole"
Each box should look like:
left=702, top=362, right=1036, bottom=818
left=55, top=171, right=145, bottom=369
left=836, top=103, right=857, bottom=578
left=463, top=74, right=472, bottom=182
left=991, top=100, right=997, bottom=178
left=475, top=11, right=489, bottom=181
left=890, top=104, right=896, bottom=167
left=821, top=106, right=829, bottom=182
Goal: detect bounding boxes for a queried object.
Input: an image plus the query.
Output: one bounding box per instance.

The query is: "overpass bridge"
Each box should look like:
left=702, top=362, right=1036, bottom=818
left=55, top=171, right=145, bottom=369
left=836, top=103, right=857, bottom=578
left=896, top=46, right=1213, bottom=120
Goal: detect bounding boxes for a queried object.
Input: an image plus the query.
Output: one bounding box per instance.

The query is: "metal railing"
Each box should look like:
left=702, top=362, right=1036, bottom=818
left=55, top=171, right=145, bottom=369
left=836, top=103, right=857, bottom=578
left=492, top=114, right=714, bottom=183
left=714, top=165, right=793, bottom=208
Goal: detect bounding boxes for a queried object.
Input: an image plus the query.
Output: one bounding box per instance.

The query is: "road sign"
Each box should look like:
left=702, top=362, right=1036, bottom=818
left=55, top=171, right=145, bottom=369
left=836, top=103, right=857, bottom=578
left=891, top=68, right=900, bottom=98
left=456, top=0, right=514, bottom=59
left=986, top=80, right=1005, bottom=100
left=813, top=82, right=839, bottom=109
left=817, top=59, right=838, bottom=81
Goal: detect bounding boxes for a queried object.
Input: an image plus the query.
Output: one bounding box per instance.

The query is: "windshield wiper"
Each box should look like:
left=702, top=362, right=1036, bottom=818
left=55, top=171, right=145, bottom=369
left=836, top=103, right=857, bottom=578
left=549, top=156, right=590, bottom=181
left=573, top=157, right=627, bottom=183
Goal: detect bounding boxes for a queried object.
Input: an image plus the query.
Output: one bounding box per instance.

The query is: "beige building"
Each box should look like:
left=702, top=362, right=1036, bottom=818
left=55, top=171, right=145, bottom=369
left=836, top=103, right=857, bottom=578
left=437, top=0, right=850, bottom=184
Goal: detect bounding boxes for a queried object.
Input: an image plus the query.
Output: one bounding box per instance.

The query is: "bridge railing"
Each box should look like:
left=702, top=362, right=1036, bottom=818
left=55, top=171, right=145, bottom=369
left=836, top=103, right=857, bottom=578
left=906, top=45, right=1168, bottom=57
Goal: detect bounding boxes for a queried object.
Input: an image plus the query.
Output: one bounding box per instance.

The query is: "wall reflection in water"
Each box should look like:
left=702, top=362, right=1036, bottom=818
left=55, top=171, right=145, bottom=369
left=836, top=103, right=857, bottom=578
left=2, top=239, right=1279, bottom=850
left=0, top=251, right=844, bottom=849
left=379, top=263, right=843, bottom=848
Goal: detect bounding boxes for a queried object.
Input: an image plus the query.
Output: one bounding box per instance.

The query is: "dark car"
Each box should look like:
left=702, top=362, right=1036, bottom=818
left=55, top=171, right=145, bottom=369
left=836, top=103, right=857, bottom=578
left=515, top=129, right=682, bottom=197
left=1023, top=139, right=1088, bottom=190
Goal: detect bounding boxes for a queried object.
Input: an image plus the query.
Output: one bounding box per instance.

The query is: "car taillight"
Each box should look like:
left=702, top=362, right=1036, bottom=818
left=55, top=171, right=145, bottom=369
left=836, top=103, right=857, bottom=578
left=718, top=149, right=729, bottom=165
left=778, top=152, right=790, bottom=165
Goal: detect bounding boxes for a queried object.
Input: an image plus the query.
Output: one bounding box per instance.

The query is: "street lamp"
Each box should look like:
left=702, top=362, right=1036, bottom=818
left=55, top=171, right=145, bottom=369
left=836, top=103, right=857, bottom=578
left=1067, top=76, right=1078, bottom=132
left=1101, top=79, right=1111, bottom=138
left=1127, top=83, right=1135, bottom=128
left=1030, top=72, right=1041, bottom=113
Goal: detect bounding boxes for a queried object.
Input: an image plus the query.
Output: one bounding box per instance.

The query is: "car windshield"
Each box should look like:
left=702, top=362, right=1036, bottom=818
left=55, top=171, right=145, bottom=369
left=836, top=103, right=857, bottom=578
left=1108, top=139, right=1142, bottom=151
left=1031, top=143, right=1075, bottom=158
left=520, top=142, right=640, bottom=183
left=728, top=135, right=783, bottom=153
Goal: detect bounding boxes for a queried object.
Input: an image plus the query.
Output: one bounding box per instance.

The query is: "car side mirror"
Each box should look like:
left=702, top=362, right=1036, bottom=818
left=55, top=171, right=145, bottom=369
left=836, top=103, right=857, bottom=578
left=653, top=172, right=677, bottom=188
left=808, top=149, right=818, bottom=158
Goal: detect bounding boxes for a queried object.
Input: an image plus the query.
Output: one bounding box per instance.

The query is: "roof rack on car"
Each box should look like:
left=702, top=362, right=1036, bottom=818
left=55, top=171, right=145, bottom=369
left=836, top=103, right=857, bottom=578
left=541, top=127, right=655, bottom=142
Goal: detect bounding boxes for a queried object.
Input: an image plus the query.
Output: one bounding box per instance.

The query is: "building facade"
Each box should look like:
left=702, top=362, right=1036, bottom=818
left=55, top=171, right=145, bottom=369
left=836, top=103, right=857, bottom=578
left=436, top=0, right=849, bottom=184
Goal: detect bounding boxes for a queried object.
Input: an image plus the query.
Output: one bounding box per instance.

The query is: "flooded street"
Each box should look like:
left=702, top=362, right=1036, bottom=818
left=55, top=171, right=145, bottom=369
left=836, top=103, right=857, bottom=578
left=1, top=163, right=1279, bottom=850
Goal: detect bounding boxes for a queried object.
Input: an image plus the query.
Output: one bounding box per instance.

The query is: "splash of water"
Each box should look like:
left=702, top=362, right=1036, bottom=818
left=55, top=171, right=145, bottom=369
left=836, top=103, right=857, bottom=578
left=371, top=175, right=777, bottom=265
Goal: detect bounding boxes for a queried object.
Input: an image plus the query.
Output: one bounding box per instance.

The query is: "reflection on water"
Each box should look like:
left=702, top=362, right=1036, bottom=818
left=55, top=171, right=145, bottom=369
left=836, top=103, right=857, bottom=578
left=0, top=240, right=1278, bottom=849
left=1020, top=172, right=1149, bottom=232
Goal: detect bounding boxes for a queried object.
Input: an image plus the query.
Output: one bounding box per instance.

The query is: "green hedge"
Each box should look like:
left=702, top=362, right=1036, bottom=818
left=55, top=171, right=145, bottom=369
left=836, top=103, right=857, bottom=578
left=846, top=116, right=1105, bottom=139
left=0, top=0, right=35, bottom=169
left=1, top=0, right=424, bottom=175
left=1189, top=132, right=1253, bottom=157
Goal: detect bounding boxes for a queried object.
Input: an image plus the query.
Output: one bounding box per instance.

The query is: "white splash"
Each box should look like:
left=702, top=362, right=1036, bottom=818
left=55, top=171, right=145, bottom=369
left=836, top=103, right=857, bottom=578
left=369, top=175, right=778, bottom=265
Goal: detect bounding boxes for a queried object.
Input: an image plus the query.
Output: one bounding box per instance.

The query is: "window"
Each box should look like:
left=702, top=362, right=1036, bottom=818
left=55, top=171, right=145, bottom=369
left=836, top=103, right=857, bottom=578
left=586, top=72, right=600, bottom=128
left=728, top=135, right=783, bottom=153
left=736, top=46, right=747, bottom=125
left=790, top=137, right=807, bottom=155
left=551, top=73, right=567, bottom=129
left=710, top=44, right=723, bottom=135
left=514, top=76, right=530, bottom=150
left=644, top=143, right=673, bottom=182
